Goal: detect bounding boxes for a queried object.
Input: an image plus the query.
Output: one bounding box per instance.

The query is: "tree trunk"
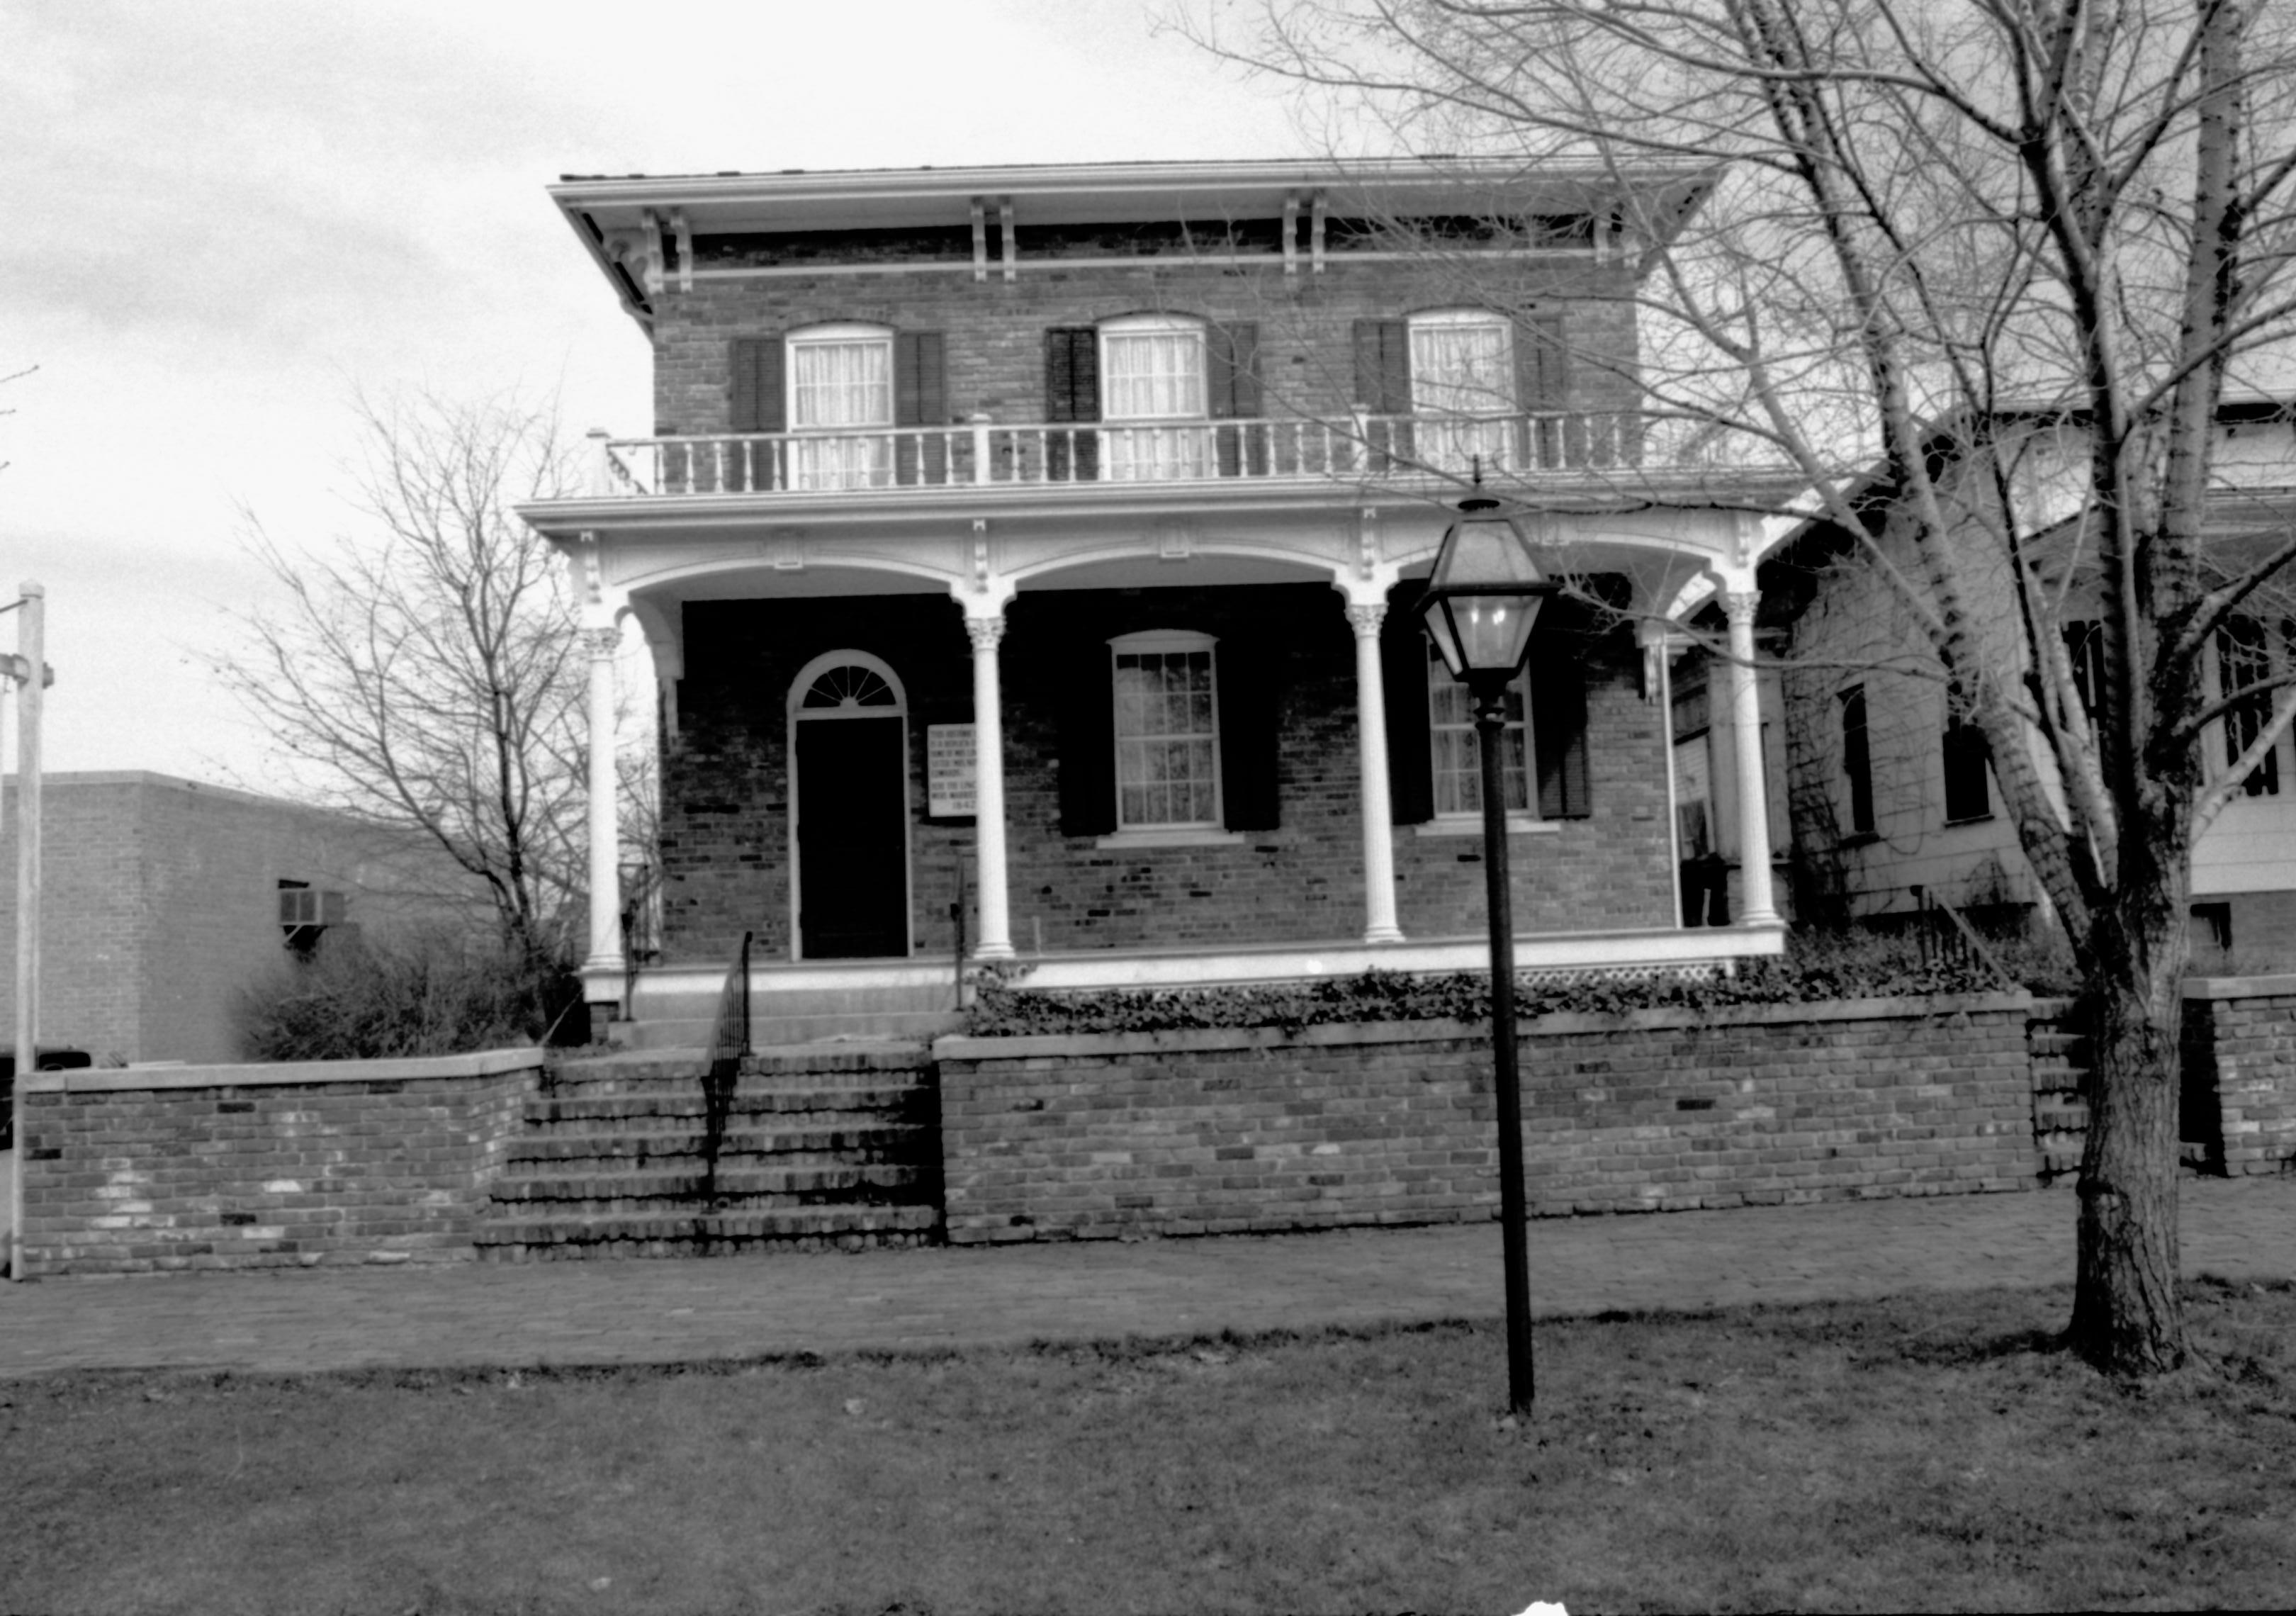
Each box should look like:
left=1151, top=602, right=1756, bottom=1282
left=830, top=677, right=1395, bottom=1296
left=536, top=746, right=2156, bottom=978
left=2069, top=853, right=2193, bottom=1376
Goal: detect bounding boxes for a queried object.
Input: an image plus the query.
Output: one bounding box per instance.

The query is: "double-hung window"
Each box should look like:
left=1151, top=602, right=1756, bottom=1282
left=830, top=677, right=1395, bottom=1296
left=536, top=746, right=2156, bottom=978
left=1356, top=311, right=1572, bottom=473
left=1942, top=686, right=1992, bottom=822
left=2216, top=615, right=2281, bottom=797
left=787, top=323, right=894, bottom=490
left=1409, top=310, right=1516, bottom=474
left=1111, top=631, right=1222, bottom=829
left=1840, top=685, right=1875, bottom=837
left=1101, top=316, right=1211, bottom=481
left=1426, top=638, right=1531, bottom=817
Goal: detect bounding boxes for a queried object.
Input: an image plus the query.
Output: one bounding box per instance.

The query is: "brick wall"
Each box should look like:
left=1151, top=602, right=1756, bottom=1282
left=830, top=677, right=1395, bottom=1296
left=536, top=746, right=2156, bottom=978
left=2180, top=977, right=2296, bottom=1176
left=16, top=1050, right=541, bottom=1276
left=651, top=255, right=1642, bottom=440
left=0, top=773, right=488, bottom=1064
left=660, top=583, right=1675, bottom=962
left=934, top=993, right=2040, bottom=1243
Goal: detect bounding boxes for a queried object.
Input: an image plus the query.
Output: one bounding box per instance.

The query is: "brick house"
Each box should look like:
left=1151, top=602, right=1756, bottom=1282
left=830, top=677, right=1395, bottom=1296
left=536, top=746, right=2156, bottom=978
left=0, top=772, right=485, bottom=1064
left=517, top=159, right=1806, bottom=1025
left=1767, top=408, right=2296, bottom=963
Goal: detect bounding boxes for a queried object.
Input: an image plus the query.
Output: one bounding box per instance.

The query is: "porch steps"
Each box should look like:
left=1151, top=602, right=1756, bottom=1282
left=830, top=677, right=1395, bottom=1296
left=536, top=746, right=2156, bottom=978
left=475, top=1043, right=943, bottom=1260
left=2027, top=1000, right=2090, bottom=1180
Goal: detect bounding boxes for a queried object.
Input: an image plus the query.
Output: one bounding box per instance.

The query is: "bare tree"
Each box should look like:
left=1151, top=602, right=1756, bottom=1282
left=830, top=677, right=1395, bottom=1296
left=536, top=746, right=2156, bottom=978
left=1178, top=0, right=2296, bottom=1375
left=220, top=390, right=587, bottom=960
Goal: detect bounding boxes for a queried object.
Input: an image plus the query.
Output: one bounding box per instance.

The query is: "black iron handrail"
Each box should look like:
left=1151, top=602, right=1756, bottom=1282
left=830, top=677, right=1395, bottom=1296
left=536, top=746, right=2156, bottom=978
left=697, top=931, right=752, bottom=1213
left=1910, top=886, right=2018, bottom=989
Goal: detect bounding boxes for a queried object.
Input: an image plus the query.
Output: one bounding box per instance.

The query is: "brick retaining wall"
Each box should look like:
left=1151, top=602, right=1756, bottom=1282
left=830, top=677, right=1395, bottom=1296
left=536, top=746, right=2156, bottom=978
left=15, top=1050, right=544, bottom=1276
left=2182, top=976, right=2296, bottom=1177
left=933, top=993, right=2041, bottom=1244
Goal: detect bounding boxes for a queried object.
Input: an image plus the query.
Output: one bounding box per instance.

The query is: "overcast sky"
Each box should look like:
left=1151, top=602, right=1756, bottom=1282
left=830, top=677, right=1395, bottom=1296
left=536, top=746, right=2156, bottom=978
left=1, top=0, right=1308, bottom=782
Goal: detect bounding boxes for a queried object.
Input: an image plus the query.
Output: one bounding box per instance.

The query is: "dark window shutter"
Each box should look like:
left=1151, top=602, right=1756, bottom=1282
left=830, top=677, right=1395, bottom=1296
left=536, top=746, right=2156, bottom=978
left=894, top=330, right=947, bottom=486
left=1514, top=315, right=1569, bottom=410
left=1058, top=629, right=1118, bottom=838
left=1353, top=319, right=1409, bottom=470
left=730, top=337, right=784, bottom=432
left=727, top=336, right=784, bottom=493
left=1218, top=640, right=1281, bottom=831
left=1045, top=327, right=1100, bottom=481
left=1515, top=315, right=1572, bottom=467
left=1352, top=319, right=1409, bottom=410
left=1380, top=582, right=1435, bottom=825
left=1531, top=632, right=1590, bottom=819
left=1209, top=322, right=1266, bottom=477
left=894, top=330, right=945, bottom=425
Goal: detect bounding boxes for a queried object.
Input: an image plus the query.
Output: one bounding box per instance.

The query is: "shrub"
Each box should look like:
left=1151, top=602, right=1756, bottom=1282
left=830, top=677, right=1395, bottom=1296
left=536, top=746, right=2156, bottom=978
left=963, top=927, right=2060, bottom=1039
left=233, top=928, right=585, bottom=1061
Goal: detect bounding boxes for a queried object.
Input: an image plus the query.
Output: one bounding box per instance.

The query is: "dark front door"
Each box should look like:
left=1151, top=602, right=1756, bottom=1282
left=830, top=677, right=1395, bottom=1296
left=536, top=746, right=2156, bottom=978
left=796, top=717, right=908, bottom=958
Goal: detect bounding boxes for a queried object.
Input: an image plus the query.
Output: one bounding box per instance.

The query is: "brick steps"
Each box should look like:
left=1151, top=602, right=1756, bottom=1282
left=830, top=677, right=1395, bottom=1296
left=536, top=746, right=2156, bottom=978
left=2028, top=1008, right=2090, bottom=1179
left=495, top=1163, right=928, bottom=1205
left=477, top=1204, right=941, bottom=1260
left=475, top=1042, right=943, bottom=1260
left=507, top=1122, right=930, bottom=1165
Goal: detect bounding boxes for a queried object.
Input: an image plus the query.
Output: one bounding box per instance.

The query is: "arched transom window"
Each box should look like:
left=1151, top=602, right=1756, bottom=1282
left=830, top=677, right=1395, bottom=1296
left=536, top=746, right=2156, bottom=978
left=798, top=662, right=900, bottom=712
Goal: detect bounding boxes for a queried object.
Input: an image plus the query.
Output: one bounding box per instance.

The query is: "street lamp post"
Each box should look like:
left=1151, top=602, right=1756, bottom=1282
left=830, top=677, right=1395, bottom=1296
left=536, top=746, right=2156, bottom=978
left=1419, top=493, right=1556, bottom=1416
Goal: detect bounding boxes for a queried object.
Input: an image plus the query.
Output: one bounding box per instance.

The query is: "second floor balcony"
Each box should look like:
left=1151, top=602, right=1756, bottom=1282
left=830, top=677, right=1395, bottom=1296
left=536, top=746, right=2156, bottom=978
left=591, top=410, right=1788, bottom=500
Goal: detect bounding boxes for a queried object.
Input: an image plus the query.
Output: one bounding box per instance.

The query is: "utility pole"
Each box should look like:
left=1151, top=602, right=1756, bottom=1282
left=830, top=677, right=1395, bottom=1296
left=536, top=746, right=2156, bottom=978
left=6, top=582, right=45, bottom=1282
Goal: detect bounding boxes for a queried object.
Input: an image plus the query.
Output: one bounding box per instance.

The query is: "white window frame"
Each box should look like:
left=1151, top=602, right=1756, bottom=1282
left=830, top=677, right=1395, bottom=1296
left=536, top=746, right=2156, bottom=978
left=1108, top=629, right=1226, bottom=835
left=785, top=322, right=894, bottom=490
left=1415, top=635, right=1555, bottom=837
left=1100, top=315, right=1211, bottom=481
left=1408, top=309, right=1516, bottom=475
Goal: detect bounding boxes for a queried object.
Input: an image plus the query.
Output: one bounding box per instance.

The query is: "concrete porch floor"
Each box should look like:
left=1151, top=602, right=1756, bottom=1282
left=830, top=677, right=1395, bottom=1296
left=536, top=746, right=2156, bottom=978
left=617, top=921, right=1786, bottom=1047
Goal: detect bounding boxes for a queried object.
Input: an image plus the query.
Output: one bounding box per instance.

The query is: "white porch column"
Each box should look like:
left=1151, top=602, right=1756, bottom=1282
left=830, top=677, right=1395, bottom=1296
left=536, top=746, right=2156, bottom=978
left=1346, top=601, right=1405, bottom=944
left=1721, top=588, right=1780, bottom=926
left=581, top=622, right=627, bottom=999
left=966, top=610, right=1015, bottom=959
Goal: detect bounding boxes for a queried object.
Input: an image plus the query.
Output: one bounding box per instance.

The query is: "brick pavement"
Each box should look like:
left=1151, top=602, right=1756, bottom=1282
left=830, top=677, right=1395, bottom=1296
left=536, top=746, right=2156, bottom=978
left=1, top=1177, right=2287, bottom=1379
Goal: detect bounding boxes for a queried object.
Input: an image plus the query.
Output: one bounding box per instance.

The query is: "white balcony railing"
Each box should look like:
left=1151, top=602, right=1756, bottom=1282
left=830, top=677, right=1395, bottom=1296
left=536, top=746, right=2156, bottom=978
left=588, top=411, right=1782, bottom=498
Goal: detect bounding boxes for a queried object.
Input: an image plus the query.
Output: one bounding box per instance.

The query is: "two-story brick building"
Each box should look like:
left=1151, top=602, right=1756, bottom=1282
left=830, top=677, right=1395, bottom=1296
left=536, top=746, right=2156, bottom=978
left=517, top=159, right=1806, bottom=1028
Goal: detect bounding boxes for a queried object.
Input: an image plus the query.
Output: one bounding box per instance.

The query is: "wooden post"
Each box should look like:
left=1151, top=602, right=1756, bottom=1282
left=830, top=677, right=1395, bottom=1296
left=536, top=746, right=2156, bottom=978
left=10, top=582, right=45, bottom=1282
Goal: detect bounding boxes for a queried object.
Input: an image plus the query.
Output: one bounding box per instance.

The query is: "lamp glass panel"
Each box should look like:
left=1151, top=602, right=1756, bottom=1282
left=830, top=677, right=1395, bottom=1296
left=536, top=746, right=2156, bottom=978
left=1455, top=595, right=1541, bottom=672
left=1423, top=600, right=1465, bottom=680
left=1427, top=515, right=1546, bottom=591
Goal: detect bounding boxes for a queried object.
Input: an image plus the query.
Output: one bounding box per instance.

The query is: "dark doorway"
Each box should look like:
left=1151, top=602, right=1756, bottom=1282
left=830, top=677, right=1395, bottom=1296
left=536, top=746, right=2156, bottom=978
left=795, top=716, right=909, bottom=958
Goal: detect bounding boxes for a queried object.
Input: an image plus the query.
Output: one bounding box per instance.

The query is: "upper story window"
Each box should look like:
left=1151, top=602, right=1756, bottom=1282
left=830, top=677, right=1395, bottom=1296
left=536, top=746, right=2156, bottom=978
left=1942, top=685, right=1993, bottom=823
left=1355, top=312, right=1570, bottom=471
left=787, top=323, right=894, bottom=490
left=2216, top=615, right=2282, bottom=797
left=1110, top=631, right=1222, bottom=829
left=1102, top=318, right=1208, bottom=422
left=1101, top=316, right=1210, bottom=481
left=722, top=327, right=946, bottom=493
left=1840, top=685, right=1875, bottom=838
left=1042, top=320, right=1264, bottom=483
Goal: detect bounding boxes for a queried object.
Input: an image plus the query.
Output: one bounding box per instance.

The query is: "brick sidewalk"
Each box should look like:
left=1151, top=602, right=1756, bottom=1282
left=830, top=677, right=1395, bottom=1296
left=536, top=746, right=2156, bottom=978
left=1, top=1177, right=2287, bottom=1379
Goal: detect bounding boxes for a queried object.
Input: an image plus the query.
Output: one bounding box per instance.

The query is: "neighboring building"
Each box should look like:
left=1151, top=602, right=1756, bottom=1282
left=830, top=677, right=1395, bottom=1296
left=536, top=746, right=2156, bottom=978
left=0, top=772, right=483, bottom=1063
left=517, top=159, right=1808, bottom=1019
left=1768, top=407, right=2296, bottom=965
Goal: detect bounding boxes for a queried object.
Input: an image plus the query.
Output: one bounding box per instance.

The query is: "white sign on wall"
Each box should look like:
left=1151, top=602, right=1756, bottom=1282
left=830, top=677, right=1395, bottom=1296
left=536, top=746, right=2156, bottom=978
left=927, top=723, right=977, bottom=817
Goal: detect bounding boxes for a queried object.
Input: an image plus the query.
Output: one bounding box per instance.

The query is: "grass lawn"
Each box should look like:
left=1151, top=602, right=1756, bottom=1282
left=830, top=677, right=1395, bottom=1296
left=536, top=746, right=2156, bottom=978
left=2, top=1279, right=2292, bottom=1615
